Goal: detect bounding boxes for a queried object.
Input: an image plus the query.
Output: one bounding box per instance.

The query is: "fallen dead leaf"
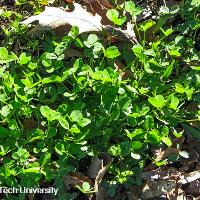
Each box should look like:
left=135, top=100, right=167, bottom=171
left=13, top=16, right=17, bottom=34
left=95, top=186, right=107, bottom=200
left=87, top=152, right=112, bottom=192
left=21, top=4, right=102, bottom=34
left=142, top=167, right=182, bottom=181
left=27, top=193, right=35, bottom=200
left=23, top=118, right=46, bottom=131
left=21, top=3, right=137, bottom=44
left=178, top=170, right=200, bottom=184
left=127, top=185, right=143, bottom=200
left=167, top=187, right=187, bottom=200
left=154, top=147, right=180, bottom=162
left=63, top=172, right=93, bottom=189
left=82, top=0, right=113, bottom=9
left=141, top=180, right=177, bottom=199
left=185, top=180, right=200, bottom=196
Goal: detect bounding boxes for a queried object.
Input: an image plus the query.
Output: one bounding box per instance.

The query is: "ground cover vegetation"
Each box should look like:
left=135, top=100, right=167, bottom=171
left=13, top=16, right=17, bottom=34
left=0, top=0, right=200, bottom=199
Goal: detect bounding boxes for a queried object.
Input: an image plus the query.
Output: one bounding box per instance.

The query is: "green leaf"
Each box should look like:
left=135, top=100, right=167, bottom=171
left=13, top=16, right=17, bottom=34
left=46, top=53, right=57, bottom=59
left=144, top=49, right=156, bottom=57
left=59, top=118, right=69, bottom=130
left=82, top=182, right=90, bottom=191
left=160, top=28, right=173, bottom=36
left=19, top=53, right=31, bottom=65
left=147, top=129, right=161, bottom=145
left=161, top=126, right=169, bottom=136
left=79, top=118, right=91, bottom=127
left=84, top=34, right=99, bottom=47
left=169, top=95, right=179, bottom=110
left=120, top=141, right=130, bottom=156
left=106, top=9, right=126, bottom=25
left=169, top=49, right=181, bottom=57
left=144, top=115, right=154, bottom=130
left=0, top=127, right=9, bottom=137
left=12, top=148, right=29, bottom=163
left=132, top=44, right=143, bottom=57
left=161, top=137, right=172, bottom=147
left=125, top=1, right=142, bottom=16
left=175, top=83, right=185, bottom=93
left=39, top=152, right=51, bottom=166
left=140, top=20, right=156, bottom=32
left=28, top=62, right=37, bottom=69
left=42, top=58, right=52, bottom=67
left=191, top=66, right=200, bottom=70
left=55, top=142, right=65, bottom=155
left=148, top=95, right=166, bottom=108
left=185, top=86, right=194, bottom=100
left=1, top=105, right=11, bottom=117
left=108, top=145, right=120, bottom=157
left=75, top=38, right=83, bottom=48
left=69, top=26, right=79, bottom=38
left=126, top=129, right=144, bottom=139
left=70, top=110, right=83, bottom=122
left=46, top=127, right=57, bottom=138
left=40, top=106, right=52, bottom=119
left=0, top=47, right=17, bottom=64
left=191, top=0, right=200, bottom=6
left=131, top=141, right=142, bottom=151
left=104, top=46, right=121, bottom=59
left=141, top=106, right=150, bottom=116
left=23, top=167, right=41, bottom=173
left=128, top=116, right=137, bottom=127
left=162, top=61, right=174, bottom=79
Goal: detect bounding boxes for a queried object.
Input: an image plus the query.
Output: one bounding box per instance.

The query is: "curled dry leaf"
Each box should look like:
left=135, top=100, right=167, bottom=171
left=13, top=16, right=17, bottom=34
left=23, top=118, right=46, bottom=131
left=87, top=152, right=112, bottom=192
left=114, top=60, right=133, bottom=79
left=28, top=155, right=37, bottom=162
left=167, top=187, right=187, bottom=200
left=27, top=193, right=35, bottom=200
left=185, top=180, right=200, bottom=196
left=64, top=0, right=74, bottom=3
left=127, top=185, right=143, bottom=200
left=141, top=180, right=177, bottom=199
left=177, top=170, right=200, bottom=184
left=154, top=147, right=180, bottom=162
left=82, top=0, right=113, bottom=9
left=142, top=167, right=182, bottom=181
left=21, top=3, right=102, bottom=34
left=96, top=186, right=107, bottom=200
left=63, top=172, right=93, bottom=189
left=21, top=3, right=137, bottom=45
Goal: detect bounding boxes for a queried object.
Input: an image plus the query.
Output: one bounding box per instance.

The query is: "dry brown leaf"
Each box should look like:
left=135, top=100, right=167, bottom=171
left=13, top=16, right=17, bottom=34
left=87, top=152, right=112, bottom=192
left=141, top=180, right=177, bottom=199
left=21, top=4, right=102, bottom=34
left=28, top=155, right=37, bottom=162
left=27, top=193, right=35, bottom=200
left=64, top=0, right=74, bottom=3
left=167, top=187, right=187, bottom=200
left=23, top=118, right=46, bottom=131
left=142, top=167, right=182, bottom=181
left=177, top=170, right=200, bottom=184
left=96, top=186, right=107, bottom=200
left=63, top=172, right=93, bottom=189
left=154, top=147, right=180, bottom=162
left=127, top=185, right=143, bottom=200
left=185, top=180, right=200, bottom=196
left=82, top=0, right=113, bottom=9
left=63, top=175, right=82, bottom=189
